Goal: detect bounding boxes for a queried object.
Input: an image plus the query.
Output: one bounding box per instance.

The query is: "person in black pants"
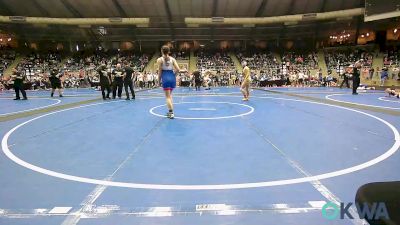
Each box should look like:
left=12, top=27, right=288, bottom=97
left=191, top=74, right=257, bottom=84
left=11, top=68, right=27, bottom=100
left=124, top=63, right=135, bottom=100
left=97, top=64, right=111, bottom=100
left=49, top=67, right=63, bottom=97
left=352, top=61, right=361, bottom=95
left=340, top=67, right=351, bottom=89
left=193, top=70, right=202, bottom=91
left=112, top=63, right=124, bottom=99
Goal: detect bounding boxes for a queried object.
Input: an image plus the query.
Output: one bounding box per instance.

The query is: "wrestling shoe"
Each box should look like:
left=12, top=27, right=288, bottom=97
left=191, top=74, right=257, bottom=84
left=166, top=112, right=174, bottom=119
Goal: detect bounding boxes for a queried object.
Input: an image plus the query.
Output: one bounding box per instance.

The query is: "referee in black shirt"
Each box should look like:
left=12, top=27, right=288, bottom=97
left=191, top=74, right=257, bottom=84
left=193, top=70, right=202, bottom=91
left=11, top=68, right=27, bottom=100
left=340, top=65, right=351, bottom=89
left=124, top=62, right=135, bottom=100
left=112, top=63, right=125, bottom=99
left=97, top=63, right=111, bottom=100
left=352, top=60, right=362, bottom=95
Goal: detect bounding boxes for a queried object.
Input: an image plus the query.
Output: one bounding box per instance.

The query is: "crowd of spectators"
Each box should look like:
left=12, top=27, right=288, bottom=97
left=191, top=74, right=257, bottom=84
left=2, top=47, right=399, bottom=91
left=382, top=49, right=400, bottom=82
left=17, top=52, right=62, bottom=76
left=0, top=50, right=150, bottom=90
left=236, top=52, right=279, bottom=71
left=196, top=50, right=235, bottom=72
left=281, top=51, right=319, bottom=71
left=383, top=49, right=400, bottom=66
left=324, top=49, right=373, bottom=74
left=0, top=50, right=15, bottom=77
left=170, top=50, right=189, bottom=60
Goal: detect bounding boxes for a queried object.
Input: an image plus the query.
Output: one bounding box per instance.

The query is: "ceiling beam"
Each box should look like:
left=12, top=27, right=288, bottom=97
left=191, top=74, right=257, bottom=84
left=212, top=0, right=218, bottom=17
left=163, top=0, right=175, bottom=40
left=319, top=0, right=327, bottom=13
left=278, top=0, right=296, bottom=42
left=31, top=0, right=68, bottom=42
left=60, top=0, right=99, bottom=43
left=250, top=0, right=268, bottom=41
left=60, top=0, right=83, bottom=17
left=111, top=0, right=138, bottom=41
left=31, top=0, right=50, bottom=17
left=255, top=0, right=268, bottom=17
left=112, top=0, right=128, bottom=17
left=0, top=0, right=28, bottom=40
left=0, top=0, right=13, bottom=15
left=354, top=0, right=364, bottom=43
left=286, top=0, right=296, bottom=15
left=211, top=0, right=219, bottom=41
left=314, top=0, right=327, bottom=43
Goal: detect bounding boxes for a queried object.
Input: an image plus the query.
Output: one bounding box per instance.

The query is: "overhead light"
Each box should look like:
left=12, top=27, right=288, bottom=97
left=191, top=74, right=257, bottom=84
left=366, top=33, right=370, bottom=36
left=283, top=21, right=297, bottom=26
left=7, top=38, right=11, bottom=41
left=394, top=29, right=398, bottom=33
left=186, top=24, right=199, bottom=28
left=361, top=34, right=365, bottom=38
left=9, top=16, right=26, bottom=22
left=336, top=16, right=353, bottom=21
left=109, top=17, right=122, bottom=23
left=243, top=24, right=255, bottom=28
left=347, top=34, right=350, bottom=37
left=79, top=25, right=91, bottom=28
left=0, top=38, right=2, bottom=42
left=211, top=17, right=224, bottom=23
left=199, top=44, right=205, bottom=47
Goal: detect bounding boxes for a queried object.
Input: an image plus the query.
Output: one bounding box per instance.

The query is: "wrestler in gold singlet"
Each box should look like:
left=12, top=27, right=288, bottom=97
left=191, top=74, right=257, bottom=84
left=241, top=61, right=251, bottom=101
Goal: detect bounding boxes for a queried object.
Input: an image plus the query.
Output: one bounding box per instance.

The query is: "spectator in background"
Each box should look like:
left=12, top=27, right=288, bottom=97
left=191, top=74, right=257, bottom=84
left=123, top=62, right=135, bottom=100
left=369, top=67, right=374, bottom=80
left=391, top=66, right=399, bottom=80
left=49, top=67, right=64, bottom=97
left=97, top=64, right=111, bottom=100
left=380, top=67, right=389, bottom=86
left=112, top=63, right=124, bottom=99
left=11, top=68, right=28, bottom=100
left=352, top=61, right=361, bottom=95
left=340, top=66, right=351, bottom=89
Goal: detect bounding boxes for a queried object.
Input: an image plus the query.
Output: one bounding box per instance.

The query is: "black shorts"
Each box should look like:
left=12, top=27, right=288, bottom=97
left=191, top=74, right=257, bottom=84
left=51, top=82, right=62, bottom=89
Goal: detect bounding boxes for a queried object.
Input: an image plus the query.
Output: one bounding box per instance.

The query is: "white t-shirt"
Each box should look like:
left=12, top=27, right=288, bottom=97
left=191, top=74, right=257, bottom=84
left=147, top=74, right=154, bottom=82
left=158, top=56, right=176, bottom=71
left=137, top=74, right=144, bottom=82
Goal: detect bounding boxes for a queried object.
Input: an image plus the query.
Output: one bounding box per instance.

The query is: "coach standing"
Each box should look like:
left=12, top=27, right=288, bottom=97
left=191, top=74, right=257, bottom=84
left=124, top=62, right=135, bottom=100
left=112, top=63, right=125, bottom=99
left=352, top=61, right=362, bottom=95
left=11, top=68, right=27, bottom=100
left=340, top=65, right=351, bottom=89
left=97, top=63, right=111, bottom=100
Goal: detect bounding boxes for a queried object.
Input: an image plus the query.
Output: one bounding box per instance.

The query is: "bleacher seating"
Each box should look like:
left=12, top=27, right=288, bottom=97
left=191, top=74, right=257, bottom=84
left=196, top=50, right=235, bottom=72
